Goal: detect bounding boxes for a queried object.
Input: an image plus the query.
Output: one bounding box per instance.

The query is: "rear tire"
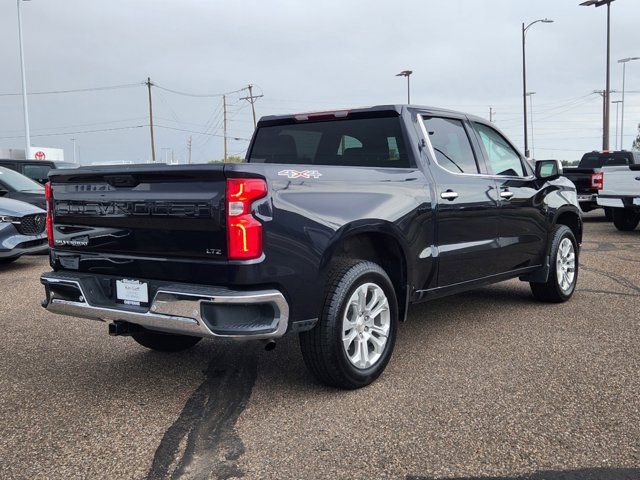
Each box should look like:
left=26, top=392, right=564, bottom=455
left=131, top=330, right=202, bottom=352
left=299, top=259, right=398, bottom=389
left=530, top=225, right=578, bottom=303
left=612, top=209, right=640, bottom=231
left=604, top=207, right=613, bottom=222
left=0, top=257, right=19, bottom=265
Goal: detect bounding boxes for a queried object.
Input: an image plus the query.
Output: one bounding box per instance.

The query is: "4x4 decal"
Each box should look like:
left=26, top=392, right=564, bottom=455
left=277, top=169, right=322, bottom=179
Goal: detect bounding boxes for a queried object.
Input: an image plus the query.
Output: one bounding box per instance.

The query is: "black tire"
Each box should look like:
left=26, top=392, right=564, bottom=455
left=612, top=209, right=640, bottom=231
left=604, top=207, right=614, bottom=222
left=131, top=330, right=202, bottom=352
left=299, top=259, right=398, bottom=389
left=0, top=257, right=19, bottom=265
left=530, top=225, right=578, bottom=303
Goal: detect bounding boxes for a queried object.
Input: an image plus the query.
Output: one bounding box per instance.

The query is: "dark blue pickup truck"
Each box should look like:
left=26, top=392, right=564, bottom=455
left=41, top=105, right=582, bottom=389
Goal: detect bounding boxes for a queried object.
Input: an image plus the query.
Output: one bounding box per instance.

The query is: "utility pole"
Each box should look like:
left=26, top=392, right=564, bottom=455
left=489, top=107, right=494, bottom=122
left=187, top=135, right=192, bottom=164
left=146, top=77, right=156, bottom=162
left=593, top=89, right=618, bottom=150
left=17, top=0, right=31, bottom=159
left=223, top=94, right=228, bottom=162
left=240, top=84, right=263, bottom=129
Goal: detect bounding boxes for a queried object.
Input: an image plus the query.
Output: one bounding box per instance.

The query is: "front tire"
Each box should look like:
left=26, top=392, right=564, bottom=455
left=612, top=209, right=640, bottom=231
left=530, top=225, right=578, bottom=303
left=300, top=259, right=398, bottom=389
left=131, top=330, right=202, bottom=352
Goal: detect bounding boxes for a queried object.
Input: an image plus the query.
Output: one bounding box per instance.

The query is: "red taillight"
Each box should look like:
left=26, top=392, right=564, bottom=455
left=226, top=178, right=267, bottom=260
left=45, top=182, right=54, bottom=247
left=591, top=172, right=604, bottom=190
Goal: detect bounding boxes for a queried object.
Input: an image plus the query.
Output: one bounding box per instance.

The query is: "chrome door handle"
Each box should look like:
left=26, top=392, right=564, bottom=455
left=441, top=190, right=459, bottom=201
left=500, top=190, right=514, bottom=199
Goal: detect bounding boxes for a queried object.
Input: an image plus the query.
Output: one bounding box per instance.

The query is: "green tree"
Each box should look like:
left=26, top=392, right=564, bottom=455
left=632, top=123, right=640, bottom=152
left=208, top=155, right=245, bottom=164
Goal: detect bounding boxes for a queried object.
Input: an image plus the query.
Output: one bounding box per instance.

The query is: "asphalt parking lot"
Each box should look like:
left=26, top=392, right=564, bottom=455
left=1, top=212, right=638, bottom=480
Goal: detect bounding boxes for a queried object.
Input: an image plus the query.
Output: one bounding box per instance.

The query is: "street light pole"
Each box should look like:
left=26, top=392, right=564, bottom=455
left=580, top=0, right=616, bottom=150
left=17, top=0, right=32, bottom=159
left=395, top=70, right=413, bottom=104
left=522, top=18, right=553, bottom=158
left=527, top=92, right=536, bottom=158
left=612, top=100, right=622, bottom=150
left=619, top=57, right=640, bottom=150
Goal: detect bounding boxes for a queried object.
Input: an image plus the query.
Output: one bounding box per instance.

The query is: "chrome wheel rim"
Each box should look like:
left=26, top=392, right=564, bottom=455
left=342, top=282, right=390, bottom=369
left=556, top=237, right=576, bottom=292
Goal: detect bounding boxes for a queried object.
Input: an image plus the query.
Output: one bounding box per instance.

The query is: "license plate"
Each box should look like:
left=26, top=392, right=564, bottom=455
left=116, top=279, right=149, bottom=306
left=578, top=195, right=593, bottom=202
left=634, top=198, right=640, bottom=206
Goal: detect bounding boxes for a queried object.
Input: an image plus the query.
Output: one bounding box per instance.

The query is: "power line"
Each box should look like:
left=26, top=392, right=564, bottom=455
left=154, top=124, right=250, bottom=141
left=0, top=82, right=143, bottom=97
left=0, top=125, right=145, bottom=140
left=153, top=83, right=248, bottom=98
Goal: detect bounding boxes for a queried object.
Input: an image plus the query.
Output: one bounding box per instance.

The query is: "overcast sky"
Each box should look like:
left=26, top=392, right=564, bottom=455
left=1, top=0, right=639, bottom=164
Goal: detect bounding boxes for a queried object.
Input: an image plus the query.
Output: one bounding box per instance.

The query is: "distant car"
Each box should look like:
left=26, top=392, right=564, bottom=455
left=0, top=158, right=76, bottom=185
left=0, top=166, right=46, bottom=210
left=0, top=197, right=48, bottom=264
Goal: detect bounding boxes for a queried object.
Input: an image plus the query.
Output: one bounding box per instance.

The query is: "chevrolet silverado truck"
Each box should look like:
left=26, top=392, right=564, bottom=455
left=597, top=164, right=640, bottom=231
left=40, top=105, right=582, bottom=389
left=564, top=150, right=640, bottom=214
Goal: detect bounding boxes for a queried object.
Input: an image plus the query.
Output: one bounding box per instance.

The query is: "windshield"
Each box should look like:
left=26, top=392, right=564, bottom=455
left=0, top=166, right=45, bottom=192
left=249, top=116, right=410, bottom=168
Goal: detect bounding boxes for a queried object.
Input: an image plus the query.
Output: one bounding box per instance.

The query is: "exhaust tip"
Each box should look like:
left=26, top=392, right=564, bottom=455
left=264, top=340, right=276, bottom=351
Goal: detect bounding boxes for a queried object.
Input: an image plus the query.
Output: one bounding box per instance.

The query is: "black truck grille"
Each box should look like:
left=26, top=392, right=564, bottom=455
left=15, top=214, right=46, bottom=236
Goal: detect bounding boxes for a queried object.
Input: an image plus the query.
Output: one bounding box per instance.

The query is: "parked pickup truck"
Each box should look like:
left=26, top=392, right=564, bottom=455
left=564, top=150, right=640, bottom=213
left=41, top=105, right=582, bottom=389
left=597, top=164, right=640, bottom=231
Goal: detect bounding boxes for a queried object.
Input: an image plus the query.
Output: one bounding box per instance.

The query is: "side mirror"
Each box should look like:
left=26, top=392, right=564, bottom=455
left=535, top=159, right=563, bottom=181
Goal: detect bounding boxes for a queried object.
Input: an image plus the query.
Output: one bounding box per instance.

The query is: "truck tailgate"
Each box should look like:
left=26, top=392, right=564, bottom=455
left=600, top=165, right=640, bottom=197
left=49, top=164, right=228, bottom=260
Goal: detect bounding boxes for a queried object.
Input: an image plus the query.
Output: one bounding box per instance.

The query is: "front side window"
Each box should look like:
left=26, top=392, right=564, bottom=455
left=473, top=123, right=525, bottom=177
left=422, top=117, right=479, bottom=174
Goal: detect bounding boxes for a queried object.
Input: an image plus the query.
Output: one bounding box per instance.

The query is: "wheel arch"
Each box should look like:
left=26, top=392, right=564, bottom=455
left=321, top=221, right=411, bottom=322
left=554, top=208, right=583, bottom=245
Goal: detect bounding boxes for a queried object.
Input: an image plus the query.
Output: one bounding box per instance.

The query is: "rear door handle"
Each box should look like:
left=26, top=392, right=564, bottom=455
left=441, top=190, right=459, bottom=201
left=500, top=190, right=514, bottom=199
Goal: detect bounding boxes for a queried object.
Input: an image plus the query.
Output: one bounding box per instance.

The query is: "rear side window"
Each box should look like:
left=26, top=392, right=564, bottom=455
left=473, top=123, right=525, bottom=177
left=249, top=117, right=411, bottom=168
left=422, top=117, right=479, bottom=174
left=23, top=164, right=52, bottom=183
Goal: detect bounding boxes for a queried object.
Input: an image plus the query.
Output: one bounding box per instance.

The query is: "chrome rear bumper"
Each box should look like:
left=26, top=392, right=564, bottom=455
left=41, top=271, right=289, bottom=340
